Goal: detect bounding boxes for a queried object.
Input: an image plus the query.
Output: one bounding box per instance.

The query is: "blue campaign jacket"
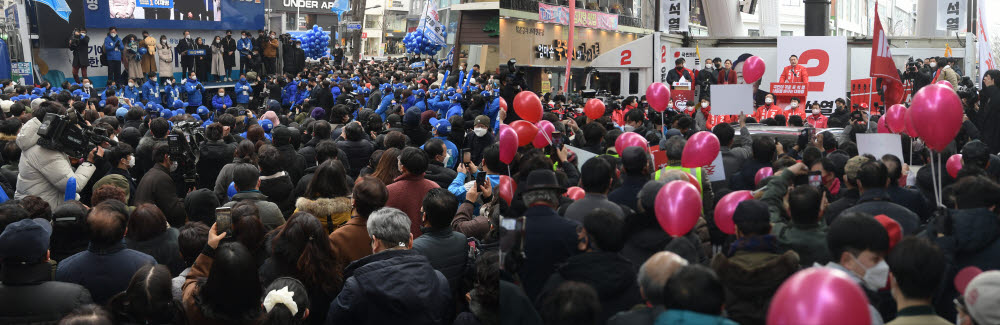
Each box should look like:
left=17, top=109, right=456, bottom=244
left=211, top=94, right=232, bottom=111
left=163, top=84, right=181, bottom=105
left=104, top=35, right=123, bottom=61
left=236, top=37, right=253, bottom=57
left=234, top=80, right=251, bottom=104
left=282, top=83, right=298, bottom=106
left=375, top=93, right=395, bottom=118
left=120, top=86, right=140, bottom=103
left=141, top=80, right=160, bottom=103
left=331, top=86, right=342, bottom=98
left=183, top=78, right=204, bottom=106
left=446, top=103, right=463, bottom=120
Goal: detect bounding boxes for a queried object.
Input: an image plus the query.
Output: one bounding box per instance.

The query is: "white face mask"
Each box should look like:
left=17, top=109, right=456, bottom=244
left=443, top=152, right=451, bottom=164
left=791, top=102, right=799, bottom=108
left=191, top=76, right=197, bottom=81
left=852, top=254, right=890, bottom=291
left=161, top=39, right=167, bottom=44
left=83, top=83, right=91, bottom=88
left=80, top=33, right=86, bottom=37
left=473, top=127, right=487, bottom=137
left=705, top=64, right=712, bottom=70
left=185, top=35, right=191, bottom=39
left=623, top=125, right=635, bottom=132
left=929, top=62, right=937, bottom=68
left=218, top=92, right=225, bottom=96
left=701, top=101, right=709, bottom=107
left=812, top=108, right=822, bottom=115
left=765, top=98, right=774, bottom=104
left=111, top=33, right=117, bottom=37
left=127, top=156, right=135, bottom=168
left=128, top=82, right=135, bottom=87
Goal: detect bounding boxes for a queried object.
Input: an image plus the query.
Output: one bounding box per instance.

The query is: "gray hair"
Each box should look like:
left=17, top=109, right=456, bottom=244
left=522, top=189, right=558, bottom=206
left=367, top=207, right=411, bottom=245
left=665, top=136, right=686, bottom=161
left=637, top=251, right=689, bottom=304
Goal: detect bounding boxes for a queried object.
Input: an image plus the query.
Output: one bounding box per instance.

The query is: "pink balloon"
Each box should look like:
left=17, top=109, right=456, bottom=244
left=755, top=167, right=773, bottom=187
left=905, top=107, right=920, bottom=138
left=681, top=131, right=721, bottom=167
left=714, top=190, right=753, bottom=235
left=955, top=266, right=983, bottom=295
left=767, top=268, right=872, bottom=325
left=565, top=186, right=585, bottom=200
left=646, top=83, right=671, bottom=112
left=623, top=134, right=650, bottom=153
left=911, top=84, right=963, bottom=151
left=742, top=56, right=766, bottom=84
left=936, top=80, right=954, bottom=88
left=615, top=132, right=639, bottom=155
left=532, top=120, right=556, bottom=148
left=877, top=115, right=890, bottom=133
left=947, top=154, right=963, bottom=178
left=885, top=104, right=907, bottom=133
left=654, top=181, right=702, bottom=237
left=498, top=124, right=518, bottom=164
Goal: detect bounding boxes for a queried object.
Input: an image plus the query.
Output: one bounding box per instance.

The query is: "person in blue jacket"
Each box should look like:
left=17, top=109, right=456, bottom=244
left=281, top=77, right=298, bottom=107
left=120, top=78, right=141, bottom=105
left=429, top=118, right=459, bottom=169
left=413, top=89, right=427, bottom=111
left=196, top=106, right=210, bottom=121
left=163, top=78, right=181, bottom=105
left=211, top=88, right=232, bottom=112
left=375, top=86, right=396, bottom=118
left=236, top=31, right=253, bottom=75
left=331, top=83, right=342, bottom=99
left=104, top=27, right=124, bottom=87
left=233, top=74, right=251, bottom=106
left=445, top=93, right=464, bottom=120
left=290, top=82, right=309, bottom=107
left=182, top=71, right=204, bottom=113
left=141, top=74, right=160, bottom=104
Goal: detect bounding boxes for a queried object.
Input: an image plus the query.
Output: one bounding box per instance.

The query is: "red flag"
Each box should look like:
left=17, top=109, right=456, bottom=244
left=870, top=2, right=904, bottom=106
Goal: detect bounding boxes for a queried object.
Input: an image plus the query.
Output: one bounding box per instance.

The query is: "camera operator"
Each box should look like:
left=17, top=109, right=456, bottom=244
left=903, top=58, right=931, bottom=94
left=14, top=102, right=105, bottom=208
left=133, top=142, right=187, bottom=226
left=69, top=28, right=90, bottom=83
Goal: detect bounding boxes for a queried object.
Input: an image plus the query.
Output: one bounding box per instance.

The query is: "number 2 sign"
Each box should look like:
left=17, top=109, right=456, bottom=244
left=777, top=36, right=847, bottom=109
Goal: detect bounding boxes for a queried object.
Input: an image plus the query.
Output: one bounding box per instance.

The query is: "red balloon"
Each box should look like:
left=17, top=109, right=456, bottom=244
left=885, top=104, right=907, bottom=133
left=755, top=167, right=773, bottom=187
left=614, top=132, right=640, bottom=155
left=911, top=84, right=963, bottom=151
left=767, top=268, right=872, bottom=325
left=947, top=154, right=963, bottom=178
left=877, top=115, right=890, bottom=133
left=498, top=124, right=518, bottom=164
left=654, top=181, right=702, bottom=237
left=682, top=131, right=721, bottom=168
left=684, top=172, right=701, bottom=194
left=955, top=266, right=983, bottom=295
left=584, top=99, right=605, bottom=120
left=714, top=191, right=753, bottom=235
left=497, top=175, right=515, bottom=205
left=564, top=186, right=585, bottom=200
left=513, top=91, right=543, bottom=123
left=742, top=56, right=766, bottom=84
left=532, top=120, right=556, bottom=149
left=904, top=107, right=920, bottom=138
left=646, top=83, right=671, bottom=112
left=498, top=97, right=508, bottom=111
left=510, top=120, right=538, bottom=147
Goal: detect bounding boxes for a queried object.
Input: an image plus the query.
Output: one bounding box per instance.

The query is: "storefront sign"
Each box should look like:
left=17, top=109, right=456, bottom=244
left=538, top=3, right=618, bottom=31
left=501, top=19, right=636, bottom=68
left=515, top=26, right=544, bottom=36
left=536, top=41, right=600, bottom=62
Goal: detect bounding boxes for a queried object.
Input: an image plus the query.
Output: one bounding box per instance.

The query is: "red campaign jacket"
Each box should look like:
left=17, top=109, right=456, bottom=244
left=753, top=104, right=782, bottom=121
left=718, top=69, right=738, bottom=84
left=783, top=107, right=807, bottom=120
left=779, top=65, right=809, bottom=83
left=806, top=113, right=828, bottom=128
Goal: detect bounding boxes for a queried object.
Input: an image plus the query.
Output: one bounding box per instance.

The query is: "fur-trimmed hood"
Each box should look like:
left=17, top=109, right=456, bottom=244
left=295, top=196, right=352, bottom=216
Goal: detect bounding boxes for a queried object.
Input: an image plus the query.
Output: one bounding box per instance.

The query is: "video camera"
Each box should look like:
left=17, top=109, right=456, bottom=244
left=167, top=121, right=205, bottom=189
left=37, top=114, right=116, bottom=158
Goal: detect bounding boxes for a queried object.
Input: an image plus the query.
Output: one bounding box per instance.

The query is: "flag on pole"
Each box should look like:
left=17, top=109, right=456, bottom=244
left=420, top=0, right=446, bottom=46
left=34, top=0, right=71, bottom=22
left=870, top=2, right=904, bottom=106
left=977, top=0, right=996, bottom=84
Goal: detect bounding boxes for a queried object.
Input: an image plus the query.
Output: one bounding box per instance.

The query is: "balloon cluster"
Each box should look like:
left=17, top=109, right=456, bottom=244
left=298, top=25, right=331, bottom=60
left=403, top=30, right=446, bottom=55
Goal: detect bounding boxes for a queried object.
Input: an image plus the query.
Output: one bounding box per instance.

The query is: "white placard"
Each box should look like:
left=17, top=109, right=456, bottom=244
left=937, top=0, right=967, bottom=32
left=856, top=134, right=904, bottom=162
left=704, top=152, right=726, bottom=182
left=566, top=145, right=598, bottom=170
left=777, top=36, right=847, bottom=110
left=709, top=84, right=754, bottom=115
left=659, top=0, right=688, bottom=33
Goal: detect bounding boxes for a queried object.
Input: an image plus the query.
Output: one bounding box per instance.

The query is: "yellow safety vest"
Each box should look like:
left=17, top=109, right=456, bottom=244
left=654, top=165, right=704, bottom=196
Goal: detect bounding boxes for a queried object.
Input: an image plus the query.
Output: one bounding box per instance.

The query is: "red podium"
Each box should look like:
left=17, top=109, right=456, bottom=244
left=770, top=83, right=808, bottom=108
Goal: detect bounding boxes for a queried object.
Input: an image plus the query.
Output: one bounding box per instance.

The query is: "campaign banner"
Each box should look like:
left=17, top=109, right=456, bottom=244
left=777, top=36, right=847, bottom=110
left=538, top=3, right=618, bottom=31
left=977, top=0, right=996, bottom=84
left=937, top=0, right=967, bottom=32
left=11, top=62, right=31, bottom=85
left=186, top=49, right=206, bottom=55
left=658, top=0, right=688, bottom=33
left=137, top=0, right=174, bottom=9
left=420, top=0, right=446, bottom=46
left=84, top=0, right=265, bottom=30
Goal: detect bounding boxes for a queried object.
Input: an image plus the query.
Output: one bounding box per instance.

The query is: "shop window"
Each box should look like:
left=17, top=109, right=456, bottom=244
left=781, top=30, right=792, bottom=36
left=591, top=72, right=621, bottom=96
left=748, top=29, right=760, bottom=37
left=365, top=15, right=381, bottom=29
left=287, top=13, right=317, bottom=31
left=628, top=72, right=638, bottom=95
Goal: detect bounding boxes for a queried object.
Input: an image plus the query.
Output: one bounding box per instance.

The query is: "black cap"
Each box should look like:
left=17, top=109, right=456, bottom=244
left=0, top=218, right=52, bottom=263
left=732, top=200, right=770, bottom=226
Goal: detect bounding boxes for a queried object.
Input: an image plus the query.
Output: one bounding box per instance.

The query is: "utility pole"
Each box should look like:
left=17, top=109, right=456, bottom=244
left=351, top=0, right=364, bottom=61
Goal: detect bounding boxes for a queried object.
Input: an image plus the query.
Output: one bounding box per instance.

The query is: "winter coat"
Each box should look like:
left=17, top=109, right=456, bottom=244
left=931, top=208, right=1000, bottom=320
left=451, top=201, right=490, bottom=241
left=120, top=86, right=140, bottom=103
left=324, top=249, right=452, bottom=325
left=413, top=228, right=469, bottom=294
left=157, top=43, right=173, bottom=78
left=69, top=35, right=90, bottom=68
left=275, top=144, right=307, bottom=183
left=15, top=145, right=97, bottom=208
left=518, top=205, right=581, bottom=301
left=224, top=191, right=285, bottom=230
left=211, top=44, right=225, bottom=76
left=609, top=306, right=666, bottom=325
left=329, top=216, right=373, bottom=266
left=464, top=131, right=495, bottom=165
left=0, top=262, right=93, bottom=324
left=840, top=188, right=920, bottom=235
left=335, top=138, right=374, bottom=178
left=711, top=249, right=799, bottom=325
left=259, top=172, right=295, bottom=215
left=182, top=253, right=262, bottom=325
left=197, top=140, right=236, bottom=190
left=134, top=164, right=187, bottom=226
left=141, top=80, right=160, bottom=103
left=425, top=160, right=457, bottom=189
left=125, top=42, right=143, bottom=79
left=104, top=34, right=123, bottom=61
left=164, top=83, right=181, bottom=105
left=385, top=173, right=440, bottom=237
left=183, top=78, right=204, bottom=106
left=538, top=252, right=642, bottom=322
left=263, top=38, right=278, bottom=58
left=134, top=136, right=167, bottom=182
left=772, top=222, right=832, bottom=267
left=654, top=310, right=739, bottom=325
left=211, top=94, right=232, bottom=111
left=237, top=37, right=253, bottom=57
left=234, top=80, right=251, bottom=104
left=125, top=227, right=185, bottom=276
left=56, top=241, right=157, bottom=304
left=295, top=196, right=352, bottom=234
left=222, top=36, right=236, bottom=66
left=283, top=47, right=305, bottom=74
left=258, top=258, right=337, bottom=325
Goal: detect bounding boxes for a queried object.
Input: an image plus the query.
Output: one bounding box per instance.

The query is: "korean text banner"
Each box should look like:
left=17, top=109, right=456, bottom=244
left=84, top=0, right=265, bottom=30
left=538, top=3, right=618, bottom=31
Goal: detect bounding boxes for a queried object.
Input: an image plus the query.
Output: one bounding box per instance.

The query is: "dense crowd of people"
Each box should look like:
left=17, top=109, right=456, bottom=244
left=5, top=32, right=1000, bottom=325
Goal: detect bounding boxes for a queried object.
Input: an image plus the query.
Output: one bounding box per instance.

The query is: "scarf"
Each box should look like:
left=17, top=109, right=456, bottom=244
left=728, top=234, right=780, bottom=257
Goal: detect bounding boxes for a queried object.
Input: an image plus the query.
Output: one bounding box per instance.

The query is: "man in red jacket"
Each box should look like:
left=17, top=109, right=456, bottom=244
left=779, top=55, right=809, bottom=83
left=753, top=93, right=782, bottom=121
left=385, top=147, right=440, bottom=237
left=783, top=97, right=807, bottom=120
left=805, top=102, right=828, bottom=128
